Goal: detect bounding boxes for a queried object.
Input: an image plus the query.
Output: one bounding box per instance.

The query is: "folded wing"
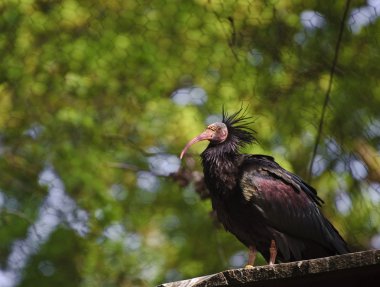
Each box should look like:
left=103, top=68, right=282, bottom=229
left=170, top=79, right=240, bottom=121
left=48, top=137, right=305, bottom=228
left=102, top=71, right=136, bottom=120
left=239, top=155, right=349, bottom=260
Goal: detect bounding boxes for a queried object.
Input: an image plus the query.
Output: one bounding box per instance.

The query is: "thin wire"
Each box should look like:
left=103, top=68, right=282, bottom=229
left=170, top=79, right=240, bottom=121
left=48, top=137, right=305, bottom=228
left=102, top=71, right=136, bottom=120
left=308, top=0, right=352, bottom=181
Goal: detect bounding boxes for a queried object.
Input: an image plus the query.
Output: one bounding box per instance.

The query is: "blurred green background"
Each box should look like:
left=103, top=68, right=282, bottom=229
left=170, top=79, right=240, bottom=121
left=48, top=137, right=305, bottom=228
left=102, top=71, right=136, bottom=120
left=1, top=0, right=380, bottom=286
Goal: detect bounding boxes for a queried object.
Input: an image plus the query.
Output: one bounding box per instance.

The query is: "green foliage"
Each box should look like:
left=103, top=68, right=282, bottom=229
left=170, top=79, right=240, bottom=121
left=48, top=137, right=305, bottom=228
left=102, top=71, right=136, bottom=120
left=19, top=228, right=84, bottom=287
left=1, top=0, right=380, bottom=286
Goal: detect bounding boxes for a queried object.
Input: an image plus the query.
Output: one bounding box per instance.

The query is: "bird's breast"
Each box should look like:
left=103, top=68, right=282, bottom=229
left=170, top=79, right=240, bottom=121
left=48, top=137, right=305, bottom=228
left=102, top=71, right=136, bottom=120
left=203, top=166, right=238, bottom=197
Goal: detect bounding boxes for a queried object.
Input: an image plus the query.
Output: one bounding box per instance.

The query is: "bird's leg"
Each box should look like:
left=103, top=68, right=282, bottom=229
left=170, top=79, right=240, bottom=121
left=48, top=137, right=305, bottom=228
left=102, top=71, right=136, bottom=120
left=245, top=245, right=256, bottom=268
left=269, top=240, right=277, bottom=265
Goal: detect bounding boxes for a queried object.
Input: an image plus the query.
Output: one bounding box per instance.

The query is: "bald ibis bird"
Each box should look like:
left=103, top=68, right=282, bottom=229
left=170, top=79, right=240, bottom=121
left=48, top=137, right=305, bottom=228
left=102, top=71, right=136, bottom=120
left=180, top=110, right=349, bottom=266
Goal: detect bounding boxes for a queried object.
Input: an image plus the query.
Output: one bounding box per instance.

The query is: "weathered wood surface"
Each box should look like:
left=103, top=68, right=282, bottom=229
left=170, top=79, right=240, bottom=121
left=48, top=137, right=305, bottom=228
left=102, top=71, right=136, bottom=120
left=158, top=249, right=380, bottom=287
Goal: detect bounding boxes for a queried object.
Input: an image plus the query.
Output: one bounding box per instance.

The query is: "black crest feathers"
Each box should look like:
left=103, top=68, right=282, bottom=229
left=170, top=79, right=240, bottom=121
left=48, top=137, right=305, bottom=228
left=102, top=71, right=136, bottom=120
left=222, top=107, right=257, bottom=148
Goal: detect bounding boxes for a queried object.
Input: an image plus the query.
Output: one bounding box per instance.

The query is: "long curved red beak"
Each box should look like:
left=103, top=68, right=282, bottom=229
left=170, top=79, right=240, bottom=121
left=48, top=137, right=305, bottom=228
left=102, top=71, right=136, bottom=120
left=180, top=129, right=214, bottom=159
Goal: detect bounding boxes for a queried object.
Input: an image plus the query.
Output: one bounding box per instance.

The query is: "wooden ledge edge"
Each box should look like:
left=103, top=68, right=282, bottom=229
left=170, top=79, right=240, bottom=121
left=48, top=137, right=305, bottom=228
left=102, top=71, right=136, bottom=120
left=157, top=249, right=380, bottom=287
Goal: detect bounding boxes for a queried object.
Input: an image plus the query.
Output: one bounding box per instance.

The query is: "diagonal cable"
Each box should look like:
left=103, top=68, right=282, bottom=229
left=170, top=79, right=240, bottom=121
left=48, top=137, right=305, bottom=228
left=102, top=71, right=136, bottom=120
left=308, top=0, right=352, bottom=180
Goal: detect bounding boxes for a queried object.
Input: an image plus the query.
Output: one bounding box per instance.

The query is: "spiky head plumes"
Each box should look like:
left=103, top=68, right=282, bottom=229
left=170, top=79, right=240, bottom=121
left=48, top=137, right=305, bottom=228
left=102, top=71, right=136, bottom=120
left=180, top=108, right=257, bottom=159
left=221, top=108, right=257, bottom=151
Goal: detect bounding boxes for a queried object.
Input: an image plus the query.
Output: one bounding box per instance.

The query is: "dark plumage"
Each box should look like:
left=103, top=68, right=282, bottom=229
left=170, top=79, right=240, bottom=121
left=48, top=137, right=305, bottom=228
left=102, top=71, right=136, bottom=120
left=180, top=109, right=349, bottom=265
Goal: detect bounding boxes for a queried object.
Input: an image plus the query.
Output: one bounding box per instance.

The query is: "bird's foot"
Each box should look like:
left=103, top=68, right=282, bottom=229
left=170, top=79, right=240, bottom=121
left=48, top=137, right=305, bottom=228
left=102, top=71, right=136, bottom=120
left=244, top=264, right=254, bottom=269
left=269, top=240, right=277, bottom=265
left=245, top=245, right=257, bottom=268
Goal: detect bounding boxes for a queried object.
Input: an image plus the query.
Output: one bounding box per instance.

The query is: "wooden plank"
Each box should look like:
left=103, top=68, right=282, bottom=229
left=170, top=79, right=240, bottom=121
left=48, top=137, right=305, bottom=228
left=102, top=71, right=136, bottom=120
left=158, top=250, right=380, bottom=287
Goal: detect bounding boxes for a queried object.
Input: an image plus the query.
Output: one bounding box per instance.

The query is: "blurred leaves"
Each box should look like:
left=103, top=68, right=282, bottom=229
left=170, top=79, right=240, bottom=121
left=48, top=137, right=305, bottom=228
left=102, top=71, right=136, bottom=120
left=0, top=0, right=380, bottom=286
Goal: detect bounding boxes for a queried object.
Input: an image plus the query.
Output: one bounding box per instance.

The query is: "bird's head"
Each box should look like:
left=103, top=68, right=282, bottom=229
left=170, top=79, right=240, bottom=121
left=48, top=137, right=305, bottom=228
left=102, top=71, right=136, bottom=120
left=180, top=109, right=256, bottom=159
left=180, top=122, right=228, bottom=159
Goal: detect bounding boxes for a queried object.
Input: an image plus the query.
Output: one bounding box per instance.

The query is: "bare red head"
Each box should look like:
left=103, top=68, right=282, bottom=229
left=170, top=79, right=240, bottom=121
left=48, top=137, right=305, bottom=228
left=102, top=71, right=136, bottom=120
left=180, top=122, right=228, bottom=159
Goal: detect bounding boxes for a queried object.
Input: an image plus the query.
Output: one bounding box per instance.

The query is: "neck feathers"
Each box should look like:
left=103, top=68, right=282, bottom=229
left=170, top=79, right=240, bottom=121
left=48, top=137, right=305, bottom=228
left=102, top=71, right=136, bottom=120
left=200, top=108, right=257, bottom=194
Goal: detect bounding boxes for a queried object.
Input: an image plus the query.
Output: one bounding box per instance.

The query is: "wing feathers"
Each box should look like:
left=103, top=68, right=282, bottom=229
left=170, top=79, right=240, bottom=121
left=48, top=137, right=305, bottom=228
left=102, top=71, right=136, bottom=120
left=239, top=155, right=349, bottom=259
